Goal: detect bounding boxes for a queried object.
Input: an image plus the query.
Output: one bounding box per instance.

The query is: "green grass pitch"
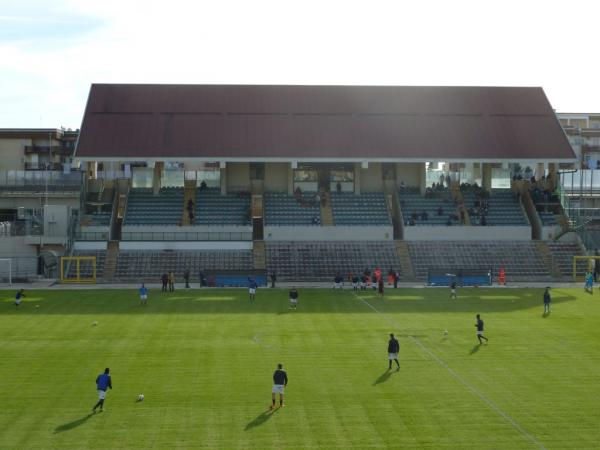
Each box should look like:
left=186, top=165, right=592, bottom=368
left=1, top=286, right=599, bottom=449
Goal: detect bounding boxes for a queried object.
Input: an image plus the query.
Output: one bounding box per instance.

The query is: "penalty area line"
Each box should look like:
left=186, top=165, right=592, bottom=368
left=352, top=293, right=547, bottom=450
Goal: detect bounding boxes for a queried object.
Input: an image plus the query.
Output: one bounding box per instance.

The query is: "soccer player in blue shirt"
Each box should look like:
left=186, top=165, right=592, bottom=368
left=14, top=289, right=25, bottom=306
left=248, top=277, right=258, bottom=301
left=92, top=368, right=112, bottom=413
left=139, top=283, right=148, bottom=306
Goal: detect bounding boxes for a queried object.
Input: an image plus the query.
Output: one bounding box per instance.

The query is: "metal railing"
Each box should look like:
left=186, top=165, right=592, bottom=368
left=121, top=230, right=253, bottom=241
left=0, top=170, right=81, bottom=189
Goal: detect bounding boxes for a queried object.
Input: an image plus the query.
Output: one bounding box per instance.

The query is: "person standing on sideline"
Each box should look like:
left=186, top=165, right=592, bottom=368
left=139, top=283, right=148, bottom=306
left=378, top=277, right=385, bottom=297
left=248, top=277, right=258, bottom=301
left=388, top=333, right=400, bottom=370
left=393, top=270, right=399, bottom=289
left=585, top=271, right=594, bottom=294
left=14, top=288, right=25, bottom=306
left=475, top=314, right=489, bottom=344
left=92, top=368, right=112, bottom=413
left=271, top=271, right=277, bottom=288
left=543, top=287, right=551, bottom=314
left=450, top=281, right=457, bottom=300
left=168, top=271, right=175, bottom=292
left=184, top=269, right=190, bottom=289
left=289, top=286, right=299, bottom=310
left=270, top=363, right=288, bottom=409
left=161, top=273, right=168, bottom=292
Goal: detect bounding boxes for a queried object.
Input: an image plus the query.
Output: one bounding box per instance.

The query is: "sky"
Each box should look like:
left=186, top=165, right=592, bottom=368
left=0, top=0, right=599, bottom=129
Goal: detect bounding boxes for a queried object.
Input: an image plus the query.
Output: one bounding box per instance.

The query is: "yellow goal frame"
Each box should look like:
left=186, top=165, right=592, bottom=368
left=60, top=256, right=97, bottom=283
left=572, top=256, right=600, bottom=281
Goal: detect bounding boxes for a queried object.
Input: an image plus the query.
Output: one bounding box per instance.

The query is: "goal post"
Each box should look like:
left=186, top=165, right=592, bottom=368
left=0, top=258, right=12, bottom=285
left=60, top=256, right=96, bottom=283
left=572, top=256, right=600, bottom=281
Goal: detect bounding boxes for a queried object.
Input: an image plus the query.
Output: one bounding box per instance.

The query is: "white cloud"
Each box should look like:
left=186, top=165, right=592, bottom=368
left=1, top=0, right=599, bottom=128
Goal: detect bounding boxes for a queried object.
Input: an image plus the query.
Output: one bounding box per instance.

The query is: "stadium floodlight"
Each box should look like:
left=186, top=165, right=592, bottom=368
left=0, top=258, right=12, bottom=285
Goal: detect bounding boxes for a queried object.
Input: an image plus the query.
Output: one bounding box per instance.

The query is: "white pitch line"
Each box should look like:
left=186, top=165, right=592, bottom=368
left=353, top=293, right=547, bottom=450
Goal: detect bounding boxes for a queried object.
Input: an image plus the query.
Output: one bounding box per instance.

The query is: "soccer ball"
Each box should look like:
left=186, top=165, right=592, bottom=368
left=138, top=394, right=144, bottom=401
left=93, top=321, right=98, bottom=326
left=443, top=330, right=448, bottom=336
left=35, top=305, right=40, bottom=308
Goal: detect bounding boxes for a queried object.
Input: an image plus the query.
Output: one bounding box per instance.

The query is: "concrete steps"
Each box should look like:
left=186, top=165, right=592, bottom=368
left=535, top=241, right=562, bottom=279
left=320, top=190, right=334, bottom=226
left=183, top=182, right=196, bottom=225
left=395, top=241, right=416, bottom=281
left=103, top=241, right=119, bottom=280
left=253, top=240, right=266, bottom=270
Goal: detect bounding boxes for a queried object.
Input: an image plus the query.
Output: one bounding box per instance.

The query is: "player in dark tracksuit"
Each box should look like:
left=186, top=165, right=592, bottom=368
left=475, top=314, right=488, bottom=344
left=543, top=287, right=551, bottom=314
left=271, top=364, right=288, bottom=409
left=388, top=333, right=400, bottom=370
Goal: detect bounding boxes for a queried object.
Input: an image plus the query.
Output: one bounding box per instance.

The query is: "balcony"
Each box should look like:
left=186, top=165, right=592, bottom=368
left=24, top=145, right=72, bottom=155
left=25, top=162, right=63, bottom=171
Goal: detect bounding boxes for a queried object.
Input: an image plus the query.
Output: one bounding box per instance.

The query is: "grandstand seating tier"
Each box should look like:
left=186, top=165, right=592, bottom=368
left=266, top=241, right=401, bottom=281
left=330, top=192, right=391, bottom=226
left=264, top=192, right=321, bottom=226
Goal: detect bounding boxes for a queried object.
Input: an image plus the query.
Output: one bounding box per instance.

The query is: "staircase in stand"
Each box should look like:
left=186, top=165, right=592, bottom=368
left=395, top=241, right=416, bottom=281
left=535, top=241, right=562, bottom=279
left=320, top=190, right=334, bottom=225
left=253, top=240, right=266, bottom=270
left=103, top=241, right=119, bottom=280
left=183, top=181, right=197, bottom=225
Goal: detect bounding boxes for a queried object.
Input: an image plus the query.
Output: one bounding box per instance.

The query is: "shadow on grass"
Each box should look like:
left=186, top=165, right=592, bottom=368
left=244, top=408, right=279, bottom=431
left=373, top=369, right=394, bottom=386
left=469, top=344, right=481, bottom=355
left=54, top=413, right=93, bottom=434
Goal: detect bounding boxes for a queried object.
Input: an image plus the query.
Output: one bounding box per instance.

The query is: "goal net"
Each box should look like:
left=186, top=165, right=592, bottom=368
left=572, top=256, right=600, bottom=281
left=0, top=258, right=12, bottom=284
left=60, top=256, right=96, bottom=283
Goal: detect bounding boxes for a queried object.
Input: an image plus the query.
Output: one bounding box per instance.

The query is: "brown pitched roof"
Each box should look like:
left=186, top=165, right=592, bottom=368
left=76, top=84, right=575, bottom=161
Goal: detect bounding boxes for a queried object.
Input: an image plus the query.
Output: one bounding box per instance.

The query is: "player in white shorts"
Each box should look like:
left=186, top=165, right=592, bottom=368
left=270, top=363, right=288, bottom=409
left=289, top=287, right=298, bottom=310
left=248, top=277, right=258, bottom=302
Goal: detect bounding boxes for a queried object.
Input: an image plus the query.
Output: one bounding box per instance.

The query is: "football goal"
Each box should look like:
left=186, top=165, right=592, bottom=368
left=572, top=255, right=600, bottom=281
left=60, top=256, right=97, bottom=283
left=0, top=258, right=12, bottom=285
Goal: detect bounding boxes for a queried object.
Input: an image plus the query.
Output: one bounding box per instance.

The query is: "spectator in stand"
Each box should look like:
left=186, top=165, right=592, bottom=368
left=161, top=272, right=168, bottom=292
left=409, top=218, right=415, bottom=226
left=200, top=180, right=207, bottom=190
left=437, top=206, right=444, bottom=216
left=480, top=215, right=487, bottom=226
left=421, top=211, right=428, bottom=221
left=446, top=217, right=453, bottom=226
left=399, top=180, right=405, bottom=190
left=336, top=181, right=342, bottom=193
left=187, top=199, right=194, bottom=212
left=188, top=210, right=194, bottom=223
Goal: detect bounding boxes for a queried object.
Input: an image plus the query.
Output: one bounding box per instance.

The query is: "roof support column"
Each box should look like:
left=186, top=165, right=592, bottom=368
left=220, top=161, right=227, bottom=195
left=288, top=162, right=296, bottom=195
left=354, top=162, right=362, bottom=194
left=482, top=163, right=492, bottom=191
left=419, top=162, right=427, bottom=195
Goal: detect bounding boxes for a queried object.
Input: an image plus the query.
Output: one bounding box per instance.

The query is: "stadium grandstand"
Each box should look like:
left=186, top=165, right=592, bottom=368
left=0, top=85, right=593, bottom=284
